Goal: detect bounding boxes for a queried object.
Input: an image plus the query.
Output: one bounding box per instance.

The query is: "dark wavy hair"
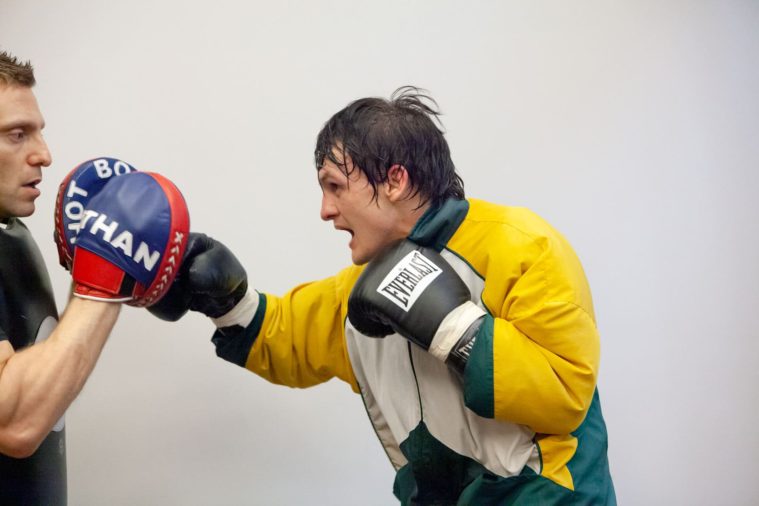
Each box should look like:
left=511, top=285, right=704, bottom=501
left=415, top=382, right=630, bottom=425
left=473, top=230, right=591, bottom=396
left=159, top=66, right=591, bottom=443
left=314, top=86, right=464, bottom=208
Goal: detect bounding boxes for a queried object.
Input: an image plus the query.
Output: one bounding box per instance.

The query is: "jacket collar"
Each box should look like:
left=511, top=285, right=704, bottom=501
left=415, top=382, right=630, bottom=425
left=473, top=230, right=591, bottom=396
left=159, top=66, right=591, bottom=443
left=408, top=198, right=469, bottom=251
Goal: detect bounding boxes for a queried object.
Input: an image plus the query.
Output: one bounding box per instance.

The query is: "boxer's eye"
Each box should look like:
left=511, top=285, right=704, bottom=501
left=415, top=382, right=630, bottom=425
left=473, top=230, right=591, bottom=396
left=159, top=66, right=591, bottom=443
left=323, top=181, right=341, bottom=194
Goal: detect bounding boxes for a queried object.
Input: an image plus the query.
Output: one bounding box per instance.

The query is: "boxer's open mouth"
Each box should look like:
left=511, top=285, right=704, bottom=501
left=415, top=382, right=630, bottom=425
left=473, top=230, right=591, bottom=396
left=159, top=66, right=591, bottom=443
left=335, top=225, right=354, bottom=237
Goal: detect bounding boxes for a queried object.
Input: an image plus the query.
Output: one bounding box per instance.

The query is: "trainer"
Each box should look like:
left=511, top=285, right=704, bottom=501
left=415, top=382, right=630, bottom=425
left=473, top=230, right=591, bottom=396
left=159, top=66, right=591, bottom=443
left=0, top=50, right=188, bottom=505
left=156, top=87, right=616, bottom=505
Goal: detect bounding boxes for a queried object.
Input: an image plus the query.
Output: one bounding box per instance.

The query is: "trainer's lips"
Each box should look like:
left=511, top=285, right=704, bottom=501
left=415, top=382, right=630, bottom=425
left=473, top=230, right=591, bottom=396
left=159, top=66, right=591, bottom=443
left=22, top=178, right=42, bottom=197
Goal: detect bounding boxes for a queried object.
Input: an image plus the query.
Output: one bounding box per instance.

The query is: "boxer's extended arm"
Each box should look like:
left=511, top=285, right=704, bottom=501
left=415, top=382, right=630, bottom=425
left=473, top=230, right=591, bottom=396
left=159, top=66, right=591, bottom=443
left=0, top=298, right=119, bottom=458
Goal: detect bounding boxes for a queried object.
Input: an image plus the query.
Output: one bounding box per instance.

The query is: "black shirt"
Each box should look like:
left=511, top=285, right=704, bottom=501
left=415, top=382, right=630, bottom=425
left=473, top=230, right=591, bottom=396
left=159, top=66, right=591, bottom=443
left=0, top=218, right=66, bottom=505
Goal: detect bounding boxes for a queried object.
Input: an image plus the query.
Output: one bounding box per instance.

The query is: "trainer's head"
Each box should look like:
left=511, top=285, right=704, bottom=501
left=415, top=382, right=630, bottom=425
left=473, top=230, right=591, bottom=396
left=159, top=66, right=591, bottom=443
left=0, top=50, right=51, bottom=222
left=315, top=86, right=464, bottom=265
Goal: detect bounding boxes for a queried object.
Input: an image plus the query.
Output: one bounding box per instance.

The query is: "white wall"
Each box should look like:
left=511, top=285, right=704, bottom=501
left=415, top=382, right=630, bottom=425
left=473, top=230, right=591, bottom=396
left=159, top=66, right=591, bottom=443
left=2, top=1, right=758, bottom=504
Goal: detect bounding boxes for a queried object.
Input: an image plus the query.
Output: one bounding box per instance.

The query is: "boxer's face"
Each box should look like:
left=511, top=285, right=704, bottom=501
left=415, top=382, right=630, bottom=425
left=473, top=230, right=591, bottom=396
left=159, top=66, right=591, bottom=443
left=0, top=84, right=51, bottom=221
left=319, top=155, right=406, bottom=265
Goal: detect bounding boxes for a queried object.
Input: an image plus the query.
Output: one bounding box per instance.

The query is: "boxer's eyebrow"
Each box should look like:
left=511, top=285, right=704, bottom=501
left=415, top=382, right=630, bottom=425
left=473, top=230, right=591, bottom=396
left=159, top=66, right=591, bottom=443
left=317, top=166, right=338, bottom=185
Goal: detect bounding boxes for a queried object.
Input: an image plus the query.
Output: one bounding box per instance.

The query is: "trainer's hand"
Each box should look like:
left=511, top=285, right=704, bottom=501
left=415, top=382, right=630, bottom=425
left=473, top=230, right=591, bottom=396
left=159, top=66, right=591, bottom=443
left=348, top=239, right=486, bottom=372
left=148, top=233, right=248, bottom=321
left=71, top=171, right=190, bottom=307
left=54, top=157, right=138, bottom=270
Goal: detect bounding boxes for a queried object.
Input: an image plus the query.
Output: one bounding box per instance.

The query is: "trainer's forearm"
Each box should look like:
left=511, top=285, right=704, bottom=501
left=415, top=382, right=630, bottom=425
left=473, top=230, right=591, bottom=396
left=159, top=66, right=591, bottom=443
left=0, top=298, right=120, bottom=457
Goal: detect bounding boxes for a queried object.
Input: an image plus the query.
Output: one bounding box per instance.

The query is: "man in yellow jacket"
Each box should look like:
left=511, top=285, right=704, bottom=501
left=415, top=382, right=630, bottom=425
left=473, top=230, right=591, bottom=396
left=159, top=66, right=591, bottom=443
left=154, top=86, right=616, bottom=505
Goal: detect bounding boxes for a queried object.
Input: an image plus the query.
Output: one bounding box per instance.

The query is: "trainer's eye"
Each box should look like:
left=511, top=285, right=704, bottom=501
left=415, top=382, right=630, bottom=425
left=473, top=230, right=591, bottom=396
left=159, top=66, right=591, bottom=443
left=8, top=130, right=26, bottom=142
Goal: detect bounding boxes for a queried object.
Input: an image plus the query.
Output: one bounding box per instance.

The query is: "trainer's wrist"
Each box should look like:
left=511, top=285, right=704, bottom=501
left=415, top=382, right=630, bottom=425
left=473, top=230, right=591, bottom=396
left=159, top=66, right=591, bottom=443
left=72, top=282, right=131, bottom=303
left=211, top=288, right=259, bottom=329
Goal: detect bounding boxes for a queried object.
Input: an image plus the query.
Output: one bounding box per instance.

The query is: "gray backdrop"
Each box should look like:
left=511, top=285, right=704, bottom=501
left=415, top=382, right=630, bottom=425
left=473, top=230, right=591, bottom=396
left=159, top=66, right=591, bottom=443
left=2, top=1, right=758, bottom=504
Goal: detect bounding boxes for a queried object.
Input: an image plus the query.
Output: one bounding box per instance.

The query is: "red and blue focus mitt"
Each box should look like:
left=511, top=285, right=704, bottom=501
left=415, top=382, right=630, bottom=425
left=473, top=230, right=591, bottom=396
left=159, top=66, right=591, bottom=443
left=71, top=171, right=190, bottom=307
left=54, top=157, right=138, bottom=270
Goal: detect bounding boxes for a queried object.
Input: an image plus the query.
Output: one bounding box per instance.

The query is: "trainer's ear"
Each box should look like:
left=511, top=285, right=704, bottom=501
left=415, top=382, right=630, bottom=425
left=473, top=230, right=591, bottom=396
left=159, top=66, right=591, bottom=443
left=385, top=164, right=411, bottom=202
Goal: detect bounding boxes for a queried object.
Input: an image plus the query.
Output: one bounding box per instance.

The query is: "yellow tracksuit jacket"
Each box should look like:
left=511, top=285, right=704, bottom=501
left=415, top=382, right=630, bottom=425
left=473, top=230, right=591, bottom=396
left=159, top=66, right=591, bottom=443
left=213, top=198, right=616, bottom=505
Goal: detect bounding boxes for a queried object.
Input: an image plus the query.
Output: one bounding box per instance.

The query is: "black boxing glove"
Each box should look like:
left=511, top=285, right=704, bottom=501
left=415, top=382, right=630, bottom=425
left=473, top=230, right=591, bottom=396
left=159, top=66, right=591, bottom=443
left=148, top=233, right=248, bottom=321
left=348, top=239, right=486, bottom=374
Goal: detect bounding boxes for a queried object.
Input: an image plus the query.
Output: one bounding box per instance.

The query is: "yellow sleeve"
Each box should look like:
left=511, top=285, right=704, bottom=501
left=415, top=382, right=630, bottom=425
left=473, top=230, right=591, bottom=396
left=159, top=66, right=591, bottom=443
left=243, top=267, right=360, bottom=392
left=458, top=216, right=600, bottom=435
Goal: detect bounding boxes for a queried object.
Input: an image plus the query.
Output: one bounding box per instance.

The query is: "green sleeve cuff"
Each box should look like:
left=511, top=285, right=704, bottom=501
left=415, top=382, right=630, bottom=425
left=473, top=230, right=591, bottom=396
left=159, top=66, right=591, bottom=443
left=211, top=292, right=267, bottom=367
left=463, top=313, right=495, bottom=418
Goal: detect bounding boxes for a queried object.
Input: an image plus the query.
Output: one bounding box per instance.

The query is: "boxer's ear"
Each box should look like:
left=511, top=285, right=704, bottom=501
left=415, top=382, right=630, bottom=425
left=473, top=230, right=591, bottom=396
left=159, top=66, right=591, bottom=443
left=384, top=164, right=411, bottom=202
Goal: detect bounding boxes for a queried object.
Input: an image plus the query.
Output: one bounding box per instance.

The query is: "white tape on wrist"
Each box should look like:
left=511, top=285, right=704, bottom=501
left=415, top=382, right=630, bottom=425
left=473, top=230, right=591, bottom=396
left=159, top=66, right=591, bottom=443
left=211, top=288, right=259, bottom=329
left=73, top=292, right=131, bottom=303
left=428, top=301, right=486, bottom=362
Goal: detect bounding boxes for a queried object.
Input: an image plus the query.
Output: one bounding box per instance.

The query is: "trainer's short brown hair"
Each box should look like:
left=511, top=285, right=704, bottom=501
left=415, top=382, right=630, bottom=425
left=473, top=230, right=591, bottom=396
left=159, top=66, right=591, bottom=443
left=0, top=50, right=35, bottom=87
